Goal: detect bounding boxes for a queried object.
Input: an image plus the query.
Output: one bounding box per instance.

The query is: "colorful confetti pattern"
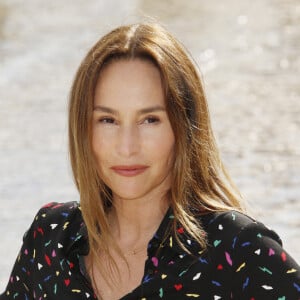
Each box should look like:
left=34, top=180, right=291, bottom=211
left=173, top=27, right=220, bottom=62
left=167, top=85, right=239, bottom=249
left=0, top=202, right=299, bottom=299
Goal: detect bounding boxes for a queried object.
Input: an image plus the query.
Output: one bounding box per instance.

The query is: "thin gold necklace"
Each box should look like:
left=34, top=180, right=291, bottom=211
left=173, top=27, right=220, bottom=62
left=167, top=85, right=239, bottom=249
left=122, top=243, right=148, bottom=256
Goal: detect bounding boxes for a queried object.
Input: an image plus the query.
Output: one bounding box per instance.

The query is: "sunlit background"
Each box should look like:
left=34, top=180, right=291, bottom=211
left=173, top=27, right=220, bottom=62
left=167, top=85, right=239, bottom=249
left=0, top=0, right=299, bottom=289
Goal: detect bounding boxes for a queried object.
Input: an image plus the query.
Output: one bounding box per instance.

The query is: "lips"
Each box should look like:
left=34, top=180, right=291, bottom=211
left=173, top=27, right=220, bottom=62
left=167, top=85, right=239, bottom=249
left=111, top=165, right=149, bottom=177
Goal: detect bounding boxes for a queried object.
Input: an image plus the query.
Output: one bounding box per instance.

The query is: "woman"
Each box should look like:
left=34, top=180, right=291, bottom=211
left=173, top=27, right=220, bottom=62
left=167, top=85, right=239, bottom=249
left=1, top=22, right=299, bottom=300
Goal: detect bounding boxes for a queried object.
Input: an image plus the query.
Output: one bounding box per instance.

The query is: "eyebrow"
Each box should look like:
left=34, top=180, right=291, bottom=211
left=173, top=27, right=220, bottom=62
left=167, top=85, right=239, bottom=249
left=93, top=105, right=166, bottom=114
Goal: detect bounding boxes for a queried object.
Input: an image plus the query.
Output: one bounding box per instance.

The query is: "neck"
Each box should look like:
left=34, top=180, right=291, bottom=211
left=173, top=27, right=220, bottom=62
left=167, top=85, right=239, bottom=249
left=109, top=193, right=169, bottom=245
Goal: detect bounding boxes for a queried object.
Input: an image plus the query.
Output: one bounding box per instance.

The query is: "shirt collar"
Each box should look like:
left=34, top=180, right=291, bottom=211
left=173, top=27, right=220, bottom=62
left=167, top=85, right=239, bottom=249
left=65, top=206, right=204, bottom=258
left=148, top=207, right=204, bottom=257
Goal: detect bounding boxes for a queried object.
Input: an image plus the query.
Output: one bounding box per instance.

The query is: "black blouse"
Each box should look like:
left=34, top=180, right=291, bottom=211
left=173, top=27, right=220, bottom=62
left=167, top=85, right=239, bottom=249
left=0, top=201, right=299, bottom=299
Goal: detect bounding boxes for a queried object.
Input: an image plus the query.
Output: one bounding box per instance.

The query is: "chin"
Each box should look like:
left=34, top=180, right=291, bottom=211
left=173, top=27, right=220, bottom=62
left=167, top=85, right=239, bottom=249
left=112, top=189, right=147, bottom=201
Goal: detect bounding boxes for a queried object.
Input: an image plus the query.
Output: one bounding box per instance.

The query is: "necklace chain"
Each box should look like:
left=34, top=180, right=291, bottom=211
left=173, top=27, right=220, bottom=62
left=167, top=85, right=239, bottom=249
left=123, top=243, right=148, bottom=256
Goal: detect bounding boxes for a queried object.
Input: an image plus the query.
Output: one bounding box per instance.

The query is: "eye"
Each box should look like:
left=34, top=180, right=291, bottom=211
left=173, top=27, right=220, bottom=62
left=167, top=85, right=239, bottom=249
left=143, top=116, right=160, bottom=124
left=99, top=117, right=115, bottom=124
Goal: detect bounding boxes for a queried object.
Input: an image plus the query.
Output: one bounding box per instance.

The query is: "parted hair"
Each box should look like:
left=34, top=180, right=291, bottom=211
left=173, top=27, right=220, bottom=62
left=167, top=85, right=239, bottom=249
left=68, top=22, right=244, bottom=285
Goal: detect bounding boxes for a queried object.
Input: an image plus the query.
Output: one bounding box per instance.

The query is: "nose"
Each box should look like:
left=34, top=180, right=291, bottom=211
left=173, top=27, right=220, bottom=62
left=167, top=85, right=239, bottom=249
left=116, top=124, right=140, bottom=158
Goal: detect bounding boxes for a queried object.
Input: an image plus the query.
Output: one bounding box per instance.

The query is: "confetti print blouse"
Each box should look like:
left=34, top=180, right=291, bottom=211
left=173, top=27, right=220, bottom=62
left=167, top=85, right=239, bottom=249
left=1, top=201, right=299, bottom=300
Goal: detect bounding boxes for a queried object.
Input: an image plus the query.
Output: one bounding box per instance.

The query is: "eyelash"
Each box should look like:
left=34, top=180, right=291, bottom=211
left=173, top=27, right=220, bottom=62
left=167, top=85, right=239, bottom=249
left=143, top=116, right=160, bottom=124
left=97, top=116, right=160, bottom=125
left=98, top=117, right=115, bottom=124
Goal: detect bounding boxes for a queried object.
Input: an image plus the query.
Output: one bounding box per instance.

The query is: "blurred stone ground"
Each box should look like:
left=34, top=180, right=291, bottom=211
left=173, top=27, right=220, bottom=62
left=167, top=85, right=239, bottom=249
left=0, top=0, right=299, bottom=290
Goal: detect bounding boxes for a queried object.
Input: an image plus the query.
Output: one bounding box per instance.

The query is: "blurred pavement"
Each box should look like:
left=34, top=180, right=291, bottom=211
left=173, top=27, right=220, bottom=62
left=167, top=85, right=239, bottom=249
left=0, top=0, right=299, bottom=290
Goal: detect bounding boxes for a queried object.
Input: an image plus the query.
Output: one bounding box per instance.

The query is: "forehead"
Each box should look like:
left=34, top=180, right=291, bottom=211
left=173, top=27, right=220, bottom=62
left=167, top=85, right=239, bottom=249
left=94, top=59, right=166, bottom=109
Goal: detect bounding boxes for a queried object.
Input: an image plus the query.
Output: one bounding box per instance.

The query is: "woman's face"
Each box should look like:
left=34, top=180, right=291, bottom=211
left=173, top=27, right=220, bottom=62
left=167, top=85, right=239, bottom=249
left=92, top=59, right=175, bottom=202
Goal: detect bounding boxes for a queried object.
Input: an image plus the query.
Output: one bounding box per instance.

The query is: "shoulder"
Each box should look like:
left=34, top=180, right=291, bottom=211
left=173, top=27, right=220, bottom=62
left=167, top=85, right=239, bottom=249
left=184, top=211, right=300, bottom=298
left=27, top=201, right=83, bottom=233
left=0, top=202, right=88, bottom=299
left=31, top=201, right=82, bottom=224
left=23, top=201, right=86, bottom=254
left=199, top=210, right=283, bottom=255
left=197, top=212, right=300, bottom=297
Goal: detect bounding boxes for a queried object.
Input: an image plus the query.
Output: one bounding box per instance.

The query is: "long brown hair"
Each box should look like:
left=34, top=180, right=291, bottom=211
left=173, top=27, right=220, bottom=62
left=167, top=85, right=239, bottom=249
left=68, top=22, right=244, bottom=286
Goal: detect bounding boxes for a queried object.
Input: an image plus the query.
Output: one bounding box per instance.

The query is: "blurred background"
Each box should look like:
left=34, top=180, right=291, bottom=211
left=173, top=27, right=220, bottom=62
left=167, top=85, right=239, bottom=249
left=0, top=0, right=299, bottom=290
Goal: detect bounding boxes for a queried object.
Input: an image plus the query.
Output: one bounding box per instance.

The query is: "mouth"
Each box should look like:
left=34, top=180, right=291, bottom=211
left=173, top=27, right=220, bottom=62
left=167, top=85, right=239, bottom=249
left=110, top=165, right=149, bottom=177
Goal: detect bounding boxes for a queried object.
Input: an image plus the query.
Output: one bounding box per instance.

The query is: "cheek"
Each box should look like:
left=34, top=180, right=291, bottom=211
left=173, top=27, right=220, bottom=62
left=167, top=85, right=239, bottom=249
left=148, top=130, right=175, bottom=166
left=92, top=130, right=108, bottom=163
